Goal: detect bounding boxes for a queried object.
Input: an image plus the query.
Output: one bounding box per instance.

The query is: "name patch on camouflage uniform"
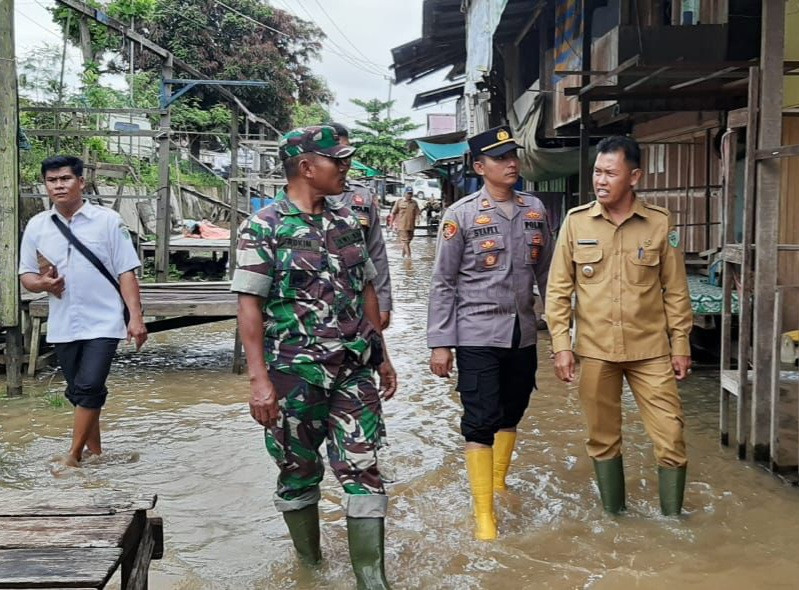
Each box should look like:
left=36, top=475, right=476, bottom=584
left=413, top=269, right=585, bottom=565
left=334, top=229, right=363, bottom=249
left=442, top=220, right=458, bottom=240
left=473, top=225, right=499, bottom=238
left=283, top=237, right=320, bottom=251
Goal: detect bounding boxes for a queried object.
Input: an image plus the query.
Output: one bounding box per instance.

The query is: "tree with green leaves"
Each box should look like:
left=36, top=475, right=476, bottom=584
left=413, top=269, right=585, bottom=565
left=349, top=98, right=420, bottom=175
left=135, top=0, right=331, bottom=131
left=50, top=0, right=331, bottom=132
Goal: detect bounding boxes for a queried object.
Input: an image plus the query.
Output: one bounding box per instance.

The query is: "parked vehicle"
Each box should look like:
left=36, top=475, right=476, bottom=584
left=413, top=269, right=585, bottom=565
left=412, top=177, right=442, bottom=201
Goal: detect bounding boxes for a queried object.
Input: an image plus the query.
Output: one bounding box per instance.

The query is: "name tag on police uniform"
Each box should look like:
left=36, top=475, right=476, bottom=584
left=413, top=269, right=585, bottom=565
left=577, top=239, right=599, bottom=246
left=473, top=225, right=499, bottom=239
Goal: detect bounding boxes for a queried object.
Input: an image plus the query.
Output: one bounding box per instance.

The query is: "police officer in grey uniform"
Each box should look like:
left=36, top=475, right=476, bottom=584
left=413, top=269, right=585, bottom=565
left=427, top=126, right=553, bottom=540
left=326, top=122, right=393, bottom=329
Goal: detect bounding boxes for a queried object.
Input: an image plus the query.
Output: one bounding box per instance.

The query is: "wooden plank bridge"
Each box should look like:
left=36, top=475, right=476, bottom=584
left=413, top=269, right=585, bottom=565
left=23, top=282, right=242, bottom=376
left=0, top=490, right=162, bottom=589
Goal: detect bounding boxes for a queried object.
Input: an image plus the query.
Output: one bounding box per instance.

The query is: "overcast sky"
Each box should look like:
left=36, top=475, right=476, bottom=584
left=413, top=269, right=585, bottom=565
left=13, top=0, right=454, bottom=134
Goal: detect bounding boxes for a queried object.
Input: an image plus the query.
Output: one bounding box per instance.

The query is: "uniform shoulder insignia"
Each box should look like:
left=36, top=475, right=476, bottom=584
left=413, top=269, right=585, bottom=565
left=642, top=201, right=670, bottom=216
left=448, top=194, right=476, bottom=211
left=569, top=202, right=594, bottom=214
left=441, top=219, right=458, bottom=240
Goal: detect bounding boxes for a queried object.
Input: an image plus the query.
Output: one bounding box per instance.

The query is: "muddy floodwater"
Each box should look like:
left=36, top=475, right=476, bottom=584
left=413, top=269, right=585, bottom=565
left=2, top=235, right=798, bottom=589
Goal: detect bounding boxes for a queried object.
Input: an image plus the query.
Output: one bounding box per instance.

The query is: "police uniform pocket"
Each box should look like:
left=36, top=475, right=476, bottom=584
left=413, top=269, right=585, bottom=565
left=525, top=231, right=546, bottom=265
left=472, top=235, right=505, bottom=271
left=627, top=251, right=660, bottom=285
left=573, top=248, right=604, bottom=284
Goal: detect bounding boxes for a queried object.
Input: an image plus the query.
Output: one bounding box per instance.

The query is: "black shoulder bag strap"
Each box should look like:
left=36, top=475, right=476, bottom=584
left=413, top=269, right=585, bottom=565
left=51, top=214, right=131, bottom=325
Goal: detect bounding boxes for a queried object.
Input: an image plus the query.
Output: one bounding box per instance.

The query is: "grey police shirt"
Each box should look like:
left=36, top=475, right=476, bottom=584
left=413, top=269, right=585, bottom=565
left=427, top=186, right=553, bottom=349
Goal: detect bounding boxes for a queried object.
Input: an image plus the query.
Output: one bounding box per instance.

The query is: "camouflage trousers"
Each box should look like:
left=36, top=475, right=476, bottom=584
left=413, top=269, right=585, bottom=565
left=265, top=361, right=388, bottom=517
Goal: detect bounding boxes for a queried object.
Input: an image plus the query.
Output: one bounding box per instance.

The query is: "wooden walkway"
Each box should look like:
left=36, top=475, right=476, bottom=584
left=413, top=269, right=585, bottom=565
left=139, top=236, right=230, bottom=256
left=0, top=490, right=162, bottom=589
left=25, top=282, right=242, bottom=375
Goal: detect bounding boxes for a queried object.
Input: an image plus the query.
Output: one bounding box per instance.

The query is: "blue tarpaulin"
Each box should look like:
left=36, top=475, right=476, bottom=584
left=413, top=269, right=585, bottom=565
left=416, top=140, right=469, bottom=165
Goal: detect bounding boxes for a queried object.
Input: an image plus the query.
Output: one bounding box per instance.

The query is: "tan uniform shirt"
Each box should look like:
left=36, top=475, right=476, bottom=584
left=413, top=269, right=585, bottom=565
left=545, top=198, right=692, bottom=362
left=427, top=186, right=553, bottom=349
left=393, top=198, right=420, bottom=231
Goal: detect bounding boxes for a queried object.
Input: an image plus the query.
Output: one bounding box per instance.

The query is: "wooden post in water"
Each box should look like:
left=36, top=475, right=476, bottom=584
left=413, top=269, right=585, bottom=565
left=228, top=107, right=240, bottom=278
left=0, top=0, right=23, bottom=396
left=155, top=55, right=173, bottom=283
left=751, top=1, right=785, bottom=463
left=228, top=108, right=243, bottom=374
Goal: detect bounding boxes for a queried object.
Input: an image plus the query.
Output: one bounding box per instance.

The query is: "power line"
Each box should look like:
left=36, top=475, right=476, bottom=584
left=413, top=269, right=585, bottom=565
left=15, top=9, right=65, bottom=41
left=214, top=0, right=291, bottom=38
left=289, top=0, right=388, bottom=78
left=309, top=0, right=388, bottom=71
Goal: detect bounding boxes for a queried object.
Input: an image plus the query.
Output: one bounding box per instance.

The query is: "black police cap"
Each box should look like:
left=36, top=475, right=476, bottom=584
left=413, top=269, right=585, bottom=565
left=468, top=125, right=524, bottom=159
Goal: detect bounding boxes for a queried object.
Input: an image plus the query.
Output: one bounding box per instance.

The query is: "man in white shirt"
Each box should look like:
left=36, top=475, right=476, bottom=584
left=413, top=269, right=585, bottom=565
left=18, top=155, right=147, bottom=467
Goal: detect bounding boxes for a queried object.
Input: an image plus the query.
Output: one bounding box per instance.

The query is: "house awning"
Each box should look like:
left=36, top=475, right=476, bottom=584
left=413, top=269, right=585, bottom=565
left=416, top=139, right=468, bottom=165
left=413, top=82, right=465, bottom=109
left=351, top=160, right=382, bottom=177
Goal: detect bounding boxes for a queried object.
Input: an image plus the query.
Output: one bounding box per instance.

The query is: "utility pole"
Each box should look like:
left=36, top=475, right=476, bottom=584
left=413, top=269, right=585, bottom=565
left=1, top=0, right=24, bottom=395
left=386, top=76, right=393, bottom=120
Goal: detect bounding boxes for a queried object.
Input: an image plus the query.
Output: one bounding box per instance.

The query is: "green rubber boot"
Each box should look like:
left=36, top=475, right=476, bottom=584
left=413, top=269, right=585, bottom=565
left=593, top=456, right=626, bottom=515
left=282, top=504, right=322, bottom=564
left=347, top=517, right=391, bottom=590
left=658, top=465, right=687, bottom=516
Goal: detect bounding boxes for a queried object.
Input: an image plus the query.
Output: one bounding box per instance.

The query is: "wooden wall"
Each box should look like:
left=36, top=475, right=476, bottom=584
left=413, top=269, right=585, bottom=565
left=634, top=113, right=723, bottom=253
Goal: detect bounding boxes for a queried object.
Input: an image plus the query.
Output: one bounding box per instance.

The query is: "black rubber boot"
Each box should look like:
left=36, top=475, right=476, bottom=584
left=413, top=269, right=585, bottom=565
left=593, top=456, right=626, bottom=515
left=282, top=504, right=322, bottom=564
left=347, top=517, right=391, bottom=590
left=658, top=465, right=687, bottom=516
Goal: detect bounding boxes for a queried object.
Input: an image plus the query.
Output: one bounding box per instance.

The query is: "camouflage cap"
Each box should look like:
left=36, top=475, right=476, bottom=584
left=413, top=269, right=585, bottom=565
left=278, top=125, right=356, bottom=161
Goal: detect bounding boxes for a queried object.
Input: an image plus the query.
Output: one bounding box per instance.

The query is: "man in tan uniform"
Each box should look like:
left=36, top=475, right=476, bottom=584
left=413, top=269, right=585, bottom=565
left=390, top=187, right=421, bottom=257
left=545, top=135, right=693, bottom=516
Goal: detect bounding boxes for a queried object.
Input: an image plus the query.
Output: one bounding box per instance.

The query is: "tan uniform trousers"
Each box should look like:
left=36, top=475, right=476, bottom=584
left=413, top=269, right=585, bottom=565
left=577, top=355, right=687, bottom=468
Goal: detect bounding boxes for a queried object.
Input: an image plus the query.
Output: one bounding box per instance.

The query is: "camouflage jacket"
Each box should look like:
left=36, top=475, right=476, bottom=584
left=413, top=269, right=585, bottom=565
left=231, top=192, right=378, bottom=387
left=275, top=183, right=392, bottom=311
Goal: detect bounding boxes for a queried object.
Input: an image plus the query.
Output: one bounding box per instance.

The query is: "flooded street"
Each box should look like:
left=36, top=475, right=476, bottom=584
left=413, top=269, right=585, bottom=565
left=2, top=234, right=799, bottom=590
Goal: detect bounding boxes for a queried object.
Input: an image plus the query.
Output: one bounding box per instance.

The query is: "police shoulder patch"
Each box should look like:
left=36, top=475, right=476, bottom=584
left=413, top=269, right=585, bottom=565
left=442, top=220, right=458, bottom=240
left=668, top=229, right=680, bottom=248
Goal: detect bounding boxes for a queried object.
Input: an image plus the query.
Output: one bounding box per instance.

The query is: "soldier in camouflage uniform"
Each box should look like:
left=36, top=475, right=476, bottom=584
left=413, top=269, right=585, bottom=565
left=326, top=122, right=393, bottom=329
left=232, top=126, right=397, bottom=590
left=272, top=122, right=393, bottom=329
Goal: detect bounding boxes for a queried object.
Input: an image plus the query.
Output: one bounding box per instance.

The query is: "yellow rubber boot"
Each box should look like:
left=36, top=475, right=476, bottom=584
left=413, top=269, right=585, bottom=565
left=493, top=431, right=517, bottom=491
left=465, top=447, right=498, bottom=540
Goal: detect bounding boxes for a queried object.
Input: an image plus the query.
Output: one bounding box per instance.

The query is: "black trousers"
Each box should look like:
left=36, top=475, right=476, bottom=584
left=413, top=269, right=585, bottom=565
left=54, top=338, right=118, bottom=409
left=455, top=321, right=537, bottom=446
